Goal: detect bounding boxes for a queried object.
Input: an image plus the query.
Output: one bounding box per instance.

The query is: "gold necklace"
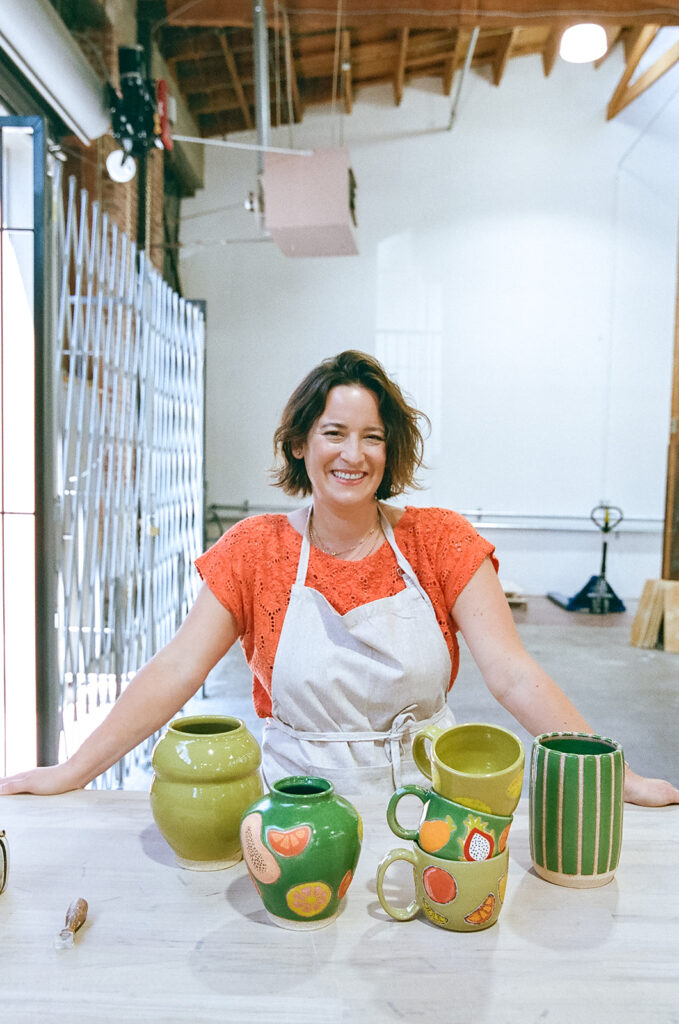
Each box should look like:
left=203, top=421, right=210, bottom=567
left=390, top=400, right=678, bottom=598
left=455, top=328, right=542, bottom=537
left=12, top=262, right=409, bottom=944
left=310, top=511, right=380, bottom=558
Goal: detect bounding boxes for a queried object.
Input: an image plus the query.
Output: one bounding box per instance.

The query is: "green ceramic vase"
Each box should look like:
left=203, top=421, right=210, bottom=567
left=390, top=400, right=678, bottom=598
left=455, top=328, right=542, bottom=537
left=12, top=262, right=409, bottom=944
left=150, top=715, right=264, bottom=870
left=240, top=776, right=363, bottom=930
left=529, top=731, right=624, bottom=888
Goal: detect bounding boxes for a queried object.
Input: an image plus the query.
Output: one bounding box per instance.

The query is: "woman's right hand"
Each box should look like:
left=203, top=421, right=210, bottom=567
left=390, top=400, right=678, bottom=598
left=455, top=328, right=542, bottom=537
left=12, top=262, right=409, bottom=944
left=0, top=761, right=83, bottom=796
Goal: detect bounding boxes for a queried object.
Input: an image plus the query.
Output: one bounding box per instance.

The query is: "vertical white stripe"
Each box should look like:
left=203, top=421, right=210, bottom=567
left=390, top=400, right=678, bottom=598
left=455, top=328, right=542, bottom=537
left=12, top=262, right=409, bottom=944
left=557, top=753, right=565, bottom=874
left=576, top=755, right=583, bottom=876
left=593, top=754, right=601, bottom=875
left=541, top=749, right=548, bottom=868
left=607, top=755, right=616, bottom=872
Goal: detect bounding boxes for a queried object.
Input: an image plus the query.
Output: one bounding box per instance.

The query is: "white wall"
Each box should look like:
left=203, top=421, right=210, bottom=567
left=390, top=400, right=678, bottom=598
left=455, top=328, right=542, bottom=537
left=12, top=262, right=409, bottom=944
left=179, top=44, right=679, bottom=598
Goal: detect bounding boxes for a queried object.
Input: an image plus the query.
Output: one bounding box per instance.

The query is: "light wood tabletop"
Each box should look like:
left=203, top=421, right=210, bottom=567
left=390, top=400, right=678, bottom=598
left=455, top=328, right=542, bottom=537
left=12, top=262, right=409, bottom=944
left=0, top=789, right=677, bottom=1023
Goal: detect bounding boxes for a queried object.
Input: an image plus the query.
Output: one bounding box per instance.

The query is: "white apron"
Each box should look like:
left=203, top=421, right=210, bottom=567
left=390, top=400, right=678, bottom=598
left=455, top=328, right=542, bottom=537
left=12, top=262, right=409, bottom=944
left=261, top=505, right=455, bottom=797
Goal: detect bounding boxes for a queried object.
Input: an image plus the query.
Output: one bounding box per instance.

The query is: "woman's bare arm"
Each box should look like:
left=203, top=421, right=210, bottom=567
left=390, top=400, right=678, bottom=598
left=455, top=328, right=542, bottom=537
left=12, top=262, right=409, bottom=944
left=0, top=586, right=239, bottom=796
left=453, top=559, right=679, bottom=807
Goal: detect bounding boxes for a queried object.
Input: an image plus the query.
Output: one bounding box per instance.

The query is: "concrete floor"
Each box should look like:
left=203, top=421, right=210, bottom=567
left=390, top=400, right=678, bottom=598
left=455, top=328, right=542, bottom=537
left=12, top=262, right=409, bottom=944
left=128, top=597, right=679, bottom=789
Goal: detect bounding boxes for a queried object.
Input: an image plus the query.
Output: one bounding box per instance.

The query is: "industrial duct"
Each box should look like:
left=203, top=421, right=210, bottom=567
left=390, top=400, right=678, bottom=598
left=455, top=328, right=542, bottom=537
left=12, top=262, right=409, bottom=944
left=0, top=0, right=110, bottom=144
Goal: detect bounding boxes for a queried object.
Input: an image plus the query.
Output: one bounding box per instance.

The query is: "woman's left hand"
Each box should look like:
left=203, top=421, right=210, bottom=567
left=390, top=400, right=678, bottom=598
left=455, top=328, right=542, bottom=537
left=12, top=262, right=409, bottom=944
left=624, top=766, right=679, bottom=806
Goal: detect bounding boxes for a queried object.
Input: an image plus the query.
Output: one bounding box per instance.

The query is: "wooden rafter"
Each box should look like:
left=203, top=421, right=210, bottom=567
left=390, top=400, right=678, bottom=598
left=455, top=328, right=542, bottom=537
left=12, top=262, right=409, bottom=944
left=282, top=13, right=304, bottom=122
left=606, top=24, right=659, bottom=119
left=492, top=27, right=517, bottom=85
left=541, top=26, right=559, bottom=75
left=394, top=27, right=409, bottom=106
left=608, top=31, right=679, bottom=118
left=444, top=30, right=467, bottom=94
left=153, top=8, right=679, bottom=134
left=216, top=29, right=253, bottom=129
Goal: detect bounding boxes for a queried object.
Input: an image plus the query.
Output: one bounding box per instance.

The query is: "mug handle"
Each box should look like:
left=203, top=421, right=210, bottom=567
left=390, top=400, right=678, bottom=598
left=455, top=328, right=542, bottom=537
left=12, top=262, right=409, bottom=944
left=376, top=847, right=418, bottom=921
left=0, top=830, right=8, bottom=896
left=411, top=723, right=445, bottom=780
left=386, top=785, right=429, bottom=841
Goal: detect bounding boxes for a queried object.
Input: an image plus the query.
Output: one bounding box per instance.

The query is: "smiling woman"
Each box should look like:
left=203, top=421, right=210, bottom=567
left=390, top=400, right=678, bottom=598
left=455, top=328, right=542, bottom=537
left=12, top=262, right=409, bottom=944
left=0, top=350, right=677, bottom=807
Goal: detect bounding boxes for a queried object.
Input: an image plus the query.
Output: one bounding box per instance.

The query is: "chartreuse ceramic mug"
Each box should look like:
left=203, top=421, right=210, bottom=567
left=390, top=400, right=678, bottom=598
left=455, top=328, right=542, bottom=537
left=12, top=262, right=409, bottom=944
left=529, top=731, right=624, bottom=888
left=377, top=844, right=510, bottom=932
left=412, top=722, right=525, bottom=817
left=0, top=830, right=7, bottom=895
left=387, top=784, right=513, bottom=861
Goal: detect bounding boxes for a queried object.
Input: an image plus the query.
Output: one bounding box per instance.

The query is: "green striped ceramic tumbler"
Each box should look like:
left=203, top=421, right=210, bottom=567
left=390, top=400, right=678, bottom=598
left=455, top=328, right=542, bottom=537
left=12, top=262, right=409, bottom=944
left=529, top=731, right=624, bottom=888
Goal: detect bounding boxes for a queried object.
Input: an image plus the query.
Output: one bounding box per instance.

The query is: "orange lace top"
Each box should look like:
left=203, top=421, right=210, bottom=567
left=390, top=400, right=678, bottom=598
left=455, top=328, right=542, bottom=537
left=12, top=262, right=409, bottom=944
left=195, top=506, right=498, bottom=717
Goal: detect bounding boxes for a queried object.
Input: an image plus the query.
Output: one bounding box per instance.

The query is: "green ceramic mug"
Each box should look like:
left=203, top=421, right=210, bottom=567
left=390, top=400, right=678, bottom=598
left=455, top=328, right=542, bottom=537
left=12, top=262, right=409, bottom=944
left=412, top=722, right=525, bottom=816
left=376, top=843, right=510, bottom=932
left=529, top=731, right=624, bottom=888
left=0, top=830, right=7, bottom=895
left=386, top=784, right=513, bottom=861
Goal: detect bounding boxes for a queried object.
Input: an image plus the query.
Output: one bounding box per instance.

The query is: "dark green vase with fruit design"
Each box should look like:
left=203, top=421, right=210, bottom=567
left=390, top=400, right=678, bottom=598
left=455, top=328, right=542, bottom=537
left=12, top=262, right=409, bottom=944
left=240, top=776, right=362, bottom=929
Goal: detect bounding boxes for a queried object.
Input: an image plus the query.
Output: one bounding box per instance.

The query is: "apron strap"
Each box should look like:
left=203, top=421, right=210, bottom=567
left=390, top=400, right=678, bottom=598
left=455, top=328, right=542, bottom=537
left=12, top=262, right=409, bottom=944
left=296, top=503, right=434, bottom=608
left=265, top=703, right=450, bottom=788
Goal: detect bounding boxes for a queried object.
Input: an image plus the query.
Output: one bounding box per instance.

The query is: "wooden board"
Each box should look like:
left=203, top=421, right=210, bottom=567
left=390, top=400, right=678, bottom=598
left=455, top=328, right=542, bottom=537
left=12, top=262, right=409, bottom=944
left=663, top=581, right=679, bottom=653
left=630, top=579, right=679, bottom=651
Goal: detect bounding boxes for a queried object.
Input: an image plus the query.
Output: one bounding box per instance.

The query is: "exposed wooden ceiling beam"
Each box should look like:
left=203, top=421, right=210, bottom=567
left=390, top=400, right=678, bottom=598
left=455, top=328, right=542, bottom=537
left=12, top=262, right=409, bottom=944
left=608, top=32, right=679, bottom=118
left=492, top=27, right=517, bottom=85
left=164, top=0, right=679, bottom=31
left=216, top=30, right=253, bottom=129
left=444, top=30, right=467, bottom=95
left=394, top=27, right=409, bottom=106
left=282, top=12, right=304, bottom=122
left=541, top=26, right=560, bottom=76
left=606, top=24, right=659, bottom=119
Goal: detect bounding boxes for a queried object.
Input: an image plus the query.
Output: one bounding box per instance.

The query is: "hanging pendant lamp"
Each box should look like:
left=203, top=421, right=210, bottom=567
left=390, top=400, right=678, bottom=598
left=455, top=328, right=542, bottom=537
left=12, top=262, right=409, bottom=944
left=560, top=24, right=608, bottom=64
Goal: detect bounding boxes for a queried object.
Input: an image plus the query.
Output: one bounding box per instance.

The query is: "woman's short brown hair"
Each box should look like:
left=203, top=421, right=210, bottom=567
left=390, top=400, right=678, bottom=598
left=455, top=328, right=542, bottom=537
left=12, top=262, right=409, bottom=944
left=272, top=350, right=429, bottom=499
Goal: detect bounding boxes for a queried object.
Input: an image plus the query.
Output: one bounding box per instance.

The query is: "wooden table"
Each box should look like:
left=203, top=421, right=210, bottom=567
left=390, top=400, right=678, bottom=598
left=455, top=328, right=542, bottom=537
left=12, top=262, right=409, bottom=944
left=0, top=791, right=677, bottom=1023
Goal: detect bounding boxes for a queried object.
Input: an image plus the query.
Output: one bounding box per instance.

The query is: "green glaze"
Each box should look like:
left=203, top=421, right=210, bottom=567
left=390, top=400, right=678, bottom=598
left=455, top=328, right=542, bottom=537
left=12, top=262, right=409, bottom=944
left=412, top=722, right=525, bottom=816
left=150, top=715, right=264, bottom=869
left=240, top=776, right=362, bottom=929
left=387, top=784, right=513, bottom=861
left=377, top=844, right=510, bottom=932
left=529, top=731, right=624, bottom=888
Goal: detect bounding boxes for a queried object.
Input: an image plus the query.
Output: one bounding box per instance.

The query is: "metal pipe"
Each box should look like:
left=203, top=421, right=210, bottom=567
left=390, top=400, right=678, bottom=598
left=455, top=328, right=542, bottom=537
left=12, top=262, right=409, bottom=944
left=448, top=26, right=480, bottom=131
left=253, top=0, right=271, bottom=176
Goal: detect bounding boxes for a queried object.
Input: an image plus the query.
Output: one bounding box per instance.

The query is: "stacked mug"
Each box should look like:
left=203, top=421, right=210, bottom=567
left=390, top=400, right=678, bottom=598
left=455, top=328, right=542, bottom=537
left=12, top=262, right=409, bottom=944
left=377, top=722, right=525, bottom=932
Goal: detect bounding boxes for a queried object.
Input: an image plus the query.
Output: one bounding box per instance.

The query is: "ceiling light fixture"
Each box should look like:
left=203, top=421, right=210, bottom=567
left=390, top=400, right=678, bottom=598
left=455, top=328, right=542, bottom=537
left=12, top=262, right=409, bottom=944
left=560, top=23, right=608, bottom=64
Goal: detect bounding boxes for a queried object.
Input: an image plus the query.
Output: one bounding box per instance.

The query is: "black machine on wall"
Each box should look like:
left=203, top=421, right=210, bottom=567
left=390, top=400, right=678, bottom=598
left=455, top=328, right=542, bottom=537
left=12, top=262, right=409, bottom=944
left=106, top=44, right=173, bottom=183
left=548, top=505, right=627, bottom=615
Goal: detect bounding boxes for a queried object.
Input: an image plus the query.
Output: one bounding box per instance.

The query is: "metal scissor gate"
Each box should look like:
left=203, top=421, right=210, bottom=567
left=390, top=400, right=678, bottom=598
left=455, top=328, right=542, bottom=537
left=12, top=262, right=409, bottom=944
left=54, top=168, right=205, bottom=786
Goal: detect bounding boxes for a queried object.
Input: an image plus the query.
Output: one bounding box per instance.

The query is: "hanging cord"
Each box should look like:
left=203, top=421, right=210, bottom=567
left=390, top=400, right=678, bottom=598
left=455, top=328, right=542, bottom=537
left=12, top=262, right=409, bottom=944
left=330, top=0, right=344, bottom=146
left=281, top=5, right=296, bottom=148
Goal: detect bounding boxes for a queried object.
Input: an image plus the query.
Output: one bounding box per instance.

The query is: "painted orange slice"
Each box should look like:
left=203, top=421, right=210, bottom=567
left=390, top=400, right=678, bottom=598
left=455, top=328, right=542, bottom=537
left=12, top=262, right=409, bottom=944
left=498, top=823, right=511, bottom=853
left=419, top=819, right=452, bottom=853
left=338, top=869, right=353, bottom=899
left=422, top=865, right=457, bottom=904
left=267, top=824, right=312, bottom=857
left=464, top=893, right=495, bottom=925
left=286, top=881, right=332, bottom=918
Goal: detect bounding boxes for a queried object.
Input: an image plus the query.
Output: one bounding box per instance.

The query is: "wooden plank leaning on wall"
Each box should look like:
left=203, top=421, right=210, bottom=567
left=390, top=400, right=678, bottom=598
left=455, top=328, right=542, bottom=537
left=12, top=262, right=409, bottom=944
left=662, top=257, right=679, bottom=582
left=631, top=228, right=679, bottom=650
